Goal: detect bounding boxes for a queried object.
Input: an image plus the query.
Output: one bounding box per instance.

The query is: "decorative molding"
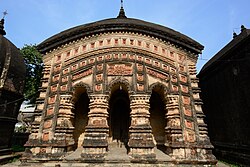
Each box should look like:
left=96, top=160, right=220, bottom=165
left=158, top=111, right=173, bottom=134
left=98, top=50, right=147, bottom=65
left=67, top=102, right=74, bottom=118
left=107, top=63, right=133, bottom=76
left=108, top=76, right=131, bottom=97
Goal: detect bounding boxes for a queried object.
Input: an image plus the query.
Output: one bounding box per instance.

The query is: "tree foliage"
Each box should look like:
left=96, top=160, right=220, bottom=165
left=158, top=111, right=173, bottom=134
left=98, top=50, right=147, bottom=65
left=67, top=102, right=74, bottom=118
left=20, top=44, right=43, bottom=103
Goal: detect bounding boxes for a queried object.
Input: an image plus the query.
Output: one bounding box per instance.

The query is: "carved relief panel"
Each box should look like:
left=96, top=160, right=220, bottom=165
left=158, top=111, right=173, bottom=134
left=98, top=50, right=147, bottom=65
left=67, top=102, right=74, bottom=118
left=107, top=63, right=133, bottom=76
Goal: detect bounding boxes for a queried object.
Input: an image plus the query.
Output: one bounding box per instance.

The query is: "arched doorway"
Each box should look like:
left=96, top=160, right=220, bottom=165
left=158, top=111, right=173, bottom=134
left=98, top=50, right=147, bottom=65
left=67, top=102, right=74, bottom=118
left=149, top=87, right=167, bottom=151
left=108, top=85, right=131, bottom=148
left=72, top=90, right=90, bottom=150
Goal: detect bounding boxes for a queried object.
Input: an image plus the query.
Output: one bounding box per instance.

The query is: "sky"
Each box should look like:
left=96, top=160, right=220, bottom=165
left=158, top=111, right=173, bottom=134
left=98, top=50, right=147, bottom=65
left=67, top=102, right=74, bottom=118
left=1, top=0, right=250, bottom=72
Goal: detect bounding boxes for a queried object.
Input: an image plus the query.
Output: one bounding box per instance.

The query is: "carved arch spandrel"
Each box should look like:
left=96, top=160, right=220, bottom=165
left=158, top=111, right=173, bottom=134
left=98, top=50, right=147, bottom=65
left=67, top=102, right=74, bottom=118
left=107, top=76, right=133, bottom=100
left=148, top=82, right=169, bottom=104
left=71, top=81, right=92, bottom=104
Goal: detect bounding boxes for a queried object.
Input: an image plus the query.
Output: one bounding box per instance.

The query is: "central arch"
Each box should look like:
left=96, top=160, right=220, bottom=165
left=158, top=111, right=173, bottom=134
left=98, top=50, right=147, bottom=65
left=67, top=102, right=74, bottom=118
left=108, top=84, right=131, bottom=147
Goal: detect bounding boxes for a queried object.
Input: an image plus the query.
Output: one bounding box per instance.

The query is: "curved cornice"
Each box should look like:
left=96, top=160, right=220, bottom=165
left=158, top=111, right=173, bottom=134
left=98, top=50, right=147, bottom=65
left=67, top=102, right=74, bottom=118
left=37, top=17, right=204, bottom=54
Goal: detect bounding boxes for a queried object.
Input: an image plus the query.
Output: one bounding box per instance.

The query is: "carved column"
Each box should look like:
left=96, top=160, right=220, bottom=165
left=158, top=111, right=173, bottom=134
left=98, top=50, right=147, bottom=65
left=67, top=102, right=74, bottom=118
left=188, top=64, right=216, bottom=162
left=128, top=94, right=156, bottom=163
left=22, top=65, right=52, bottom=161
left=52, top=94, right=75, bottom=154
left=81, top=94, right=109, bottom=162
left=165, top=94, right=185, bottom=159
left=189, top=64, right=210, bottom=143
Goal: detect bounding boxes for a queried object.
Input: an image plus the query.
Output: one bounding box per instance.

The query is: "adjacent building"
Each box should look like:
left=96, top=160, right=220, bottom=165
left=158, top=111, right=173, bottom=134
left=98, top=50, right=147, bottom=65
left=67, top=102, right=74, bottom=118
left=199, top=25, right=250, bottom=165
left=0, top=18, right=26, bottom=156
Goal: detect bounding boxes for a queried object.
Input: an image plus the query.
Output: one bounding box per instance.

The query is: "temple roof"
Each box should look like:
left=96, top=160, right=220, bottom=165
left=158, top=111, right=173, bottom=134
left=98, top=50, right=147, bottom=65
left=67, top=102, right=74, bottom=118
left=199, top=26, right=250, bottom=75
left=37, top=16, right=204, bottom=54
left=0, top=19, right=26, bottom=94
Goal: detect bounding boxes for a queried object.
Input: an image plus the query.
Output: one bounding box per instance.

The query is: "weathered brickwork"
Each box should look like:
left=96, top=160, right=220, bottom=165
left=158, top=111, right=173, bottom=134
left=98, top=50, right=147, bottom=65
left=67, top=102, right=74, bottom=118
left=23, top=11, right=216, bottom=165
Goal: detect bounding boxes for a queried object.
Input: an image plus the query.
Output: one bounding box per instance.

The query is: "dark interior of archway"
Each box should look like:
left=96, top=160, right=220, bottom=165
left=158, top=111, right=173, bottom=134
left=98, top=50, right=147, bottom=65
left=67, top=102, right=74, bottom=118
left=109, top=89, right=131, bottom=148
left=72, top=92, right=89, bottom=150
left=150, top=90, right=166, bottom=150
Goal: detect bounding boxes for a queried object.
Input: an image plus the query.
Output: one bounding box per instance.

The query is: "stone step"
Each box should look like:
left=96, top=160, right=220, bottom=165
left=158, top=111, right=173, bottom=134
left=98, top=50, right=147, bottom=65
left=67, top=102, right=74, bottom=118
left=64, top=147, right=83, bottom=161
left=64, top=143, right=172, bottom=163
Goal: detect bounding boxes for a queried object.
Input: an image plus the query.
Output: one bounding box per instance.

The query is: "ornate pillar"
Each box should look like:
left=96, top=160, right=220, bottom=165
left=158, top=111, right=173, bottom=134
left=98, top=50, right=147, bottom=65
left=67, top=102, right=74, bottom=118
left=53, top=94, right=75, bottom=153
left=188, top=64, right=216, bottom=162
left=81, top=94, right=109, bottom=162
left=22, top=65, right=52, bottom=161
left=165, top=94, right=185, bottom=159
left=128, top=94, right=156, bottom=163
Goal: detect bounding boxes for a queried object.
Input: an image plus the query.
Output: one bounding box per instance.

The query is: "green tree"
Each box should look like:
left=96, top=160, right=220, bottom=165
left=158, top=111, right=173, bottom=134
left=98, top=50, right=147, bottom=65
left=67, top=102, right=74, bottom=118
left=21, top=44, right=43, bottom=103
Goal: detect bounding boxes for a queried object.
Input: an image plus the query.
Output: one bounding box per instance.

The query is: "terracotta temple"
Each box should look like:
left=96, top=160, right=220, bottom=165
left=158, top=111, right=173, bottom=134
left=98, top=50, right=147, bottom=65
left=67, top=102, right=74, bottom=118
left=23, top=7, right=216, bottom=165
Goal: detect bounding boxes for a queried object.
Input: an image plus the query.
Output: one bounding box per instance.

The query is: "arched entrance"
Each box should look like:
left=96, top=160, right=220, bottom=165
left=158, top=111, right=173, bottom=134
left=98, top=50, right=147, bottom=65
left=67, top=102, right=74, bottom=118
left=108, top=84, right=131, bottom=148
left=149, top=86, right=167, bottom=151
left=72, top=89, right=90, bottom=150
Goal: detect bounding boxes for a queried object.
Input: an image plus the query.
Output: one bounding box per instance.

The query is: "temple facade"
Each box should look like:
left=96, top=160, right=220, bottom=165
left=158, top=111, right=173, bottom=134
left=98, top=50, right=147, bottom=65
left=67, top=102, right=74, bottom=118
left=24, top=9, right=216, bottom=164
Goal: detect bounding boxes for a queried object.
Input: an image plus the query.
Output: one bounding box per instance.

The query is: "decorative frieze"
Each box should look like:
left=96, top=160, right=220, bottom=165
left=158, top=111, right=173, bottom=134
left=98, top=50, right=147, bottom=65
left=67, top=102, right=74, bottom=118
left=180, top=74, right=188, bottom=83
left=80, top=60, right=87, bottom=67
left=95, top=84, right=103, bottom=92
left=96, top=74, right=103, bottom=82
left=114, top=53, right=119, bottom=59
left=183, top=106, right=192, bottom=117
left=182, top=96, right=191, bottom=105
left=146, top=68, right=169, bottom=81
left=105, top=54, right=112, bottom=60
left=137, top=84, right=144, bottom=91
left=62, top=76, right=68, bottom=83
left=52, top=74, right=60, bottom=82
left=46, top=107, right=54, bottom=116
left=162, top=64, right=169, bottom=71
left=136, top=64, right=143, bottom=72
left=54, top=64, right=61, bottom=72
left=184, top=129, right=196, bottom=143
left=107, top=63, right=133, bottom=76
left=97, top=64, right=103, bottom=71
left=172, top=85, right=179, bottom=92
left=48, top=95, right=56, bottom=104
left=89, top=58, right=95, bottom=64
left=171, top=75, right=178, bottom=83
left=43, top=120, right=52, bottom=129
left=71, top=64, right=78, bottom=71
left=63, top=68, right=69, bottom=74
left=60, top=85, right=68, bottom=91
left=72, top=69, right=93, bottom=80
left=185, top=120, right=194, bottom=130
left=181, top=85, right=189, bottom=93
left=42, top=132, right=49, bottom=141
left=136, top=74, right=144, bottom=82
left=137, top=55, right=143, bottom=62
left=121, top=53, right=127, bottom=59
left=51, top=85, right=57, bottom=92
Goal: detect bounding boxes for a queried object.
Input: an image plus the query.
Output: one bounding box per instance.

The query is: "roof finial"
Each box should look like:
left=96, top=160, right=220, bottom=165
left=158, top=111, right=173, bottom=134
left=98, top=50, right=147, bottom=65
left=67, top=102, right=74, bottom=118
left=2, top=10, right=8, bottom=19
left=241, top=25, right=246, bottom=32
left=233, top=31, right=237, bottom=39
left=0, top=11, right=7, bottom=35
left=121, top=0, right=124, bottom=8
left=117, top=0, right=127, bottom=18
